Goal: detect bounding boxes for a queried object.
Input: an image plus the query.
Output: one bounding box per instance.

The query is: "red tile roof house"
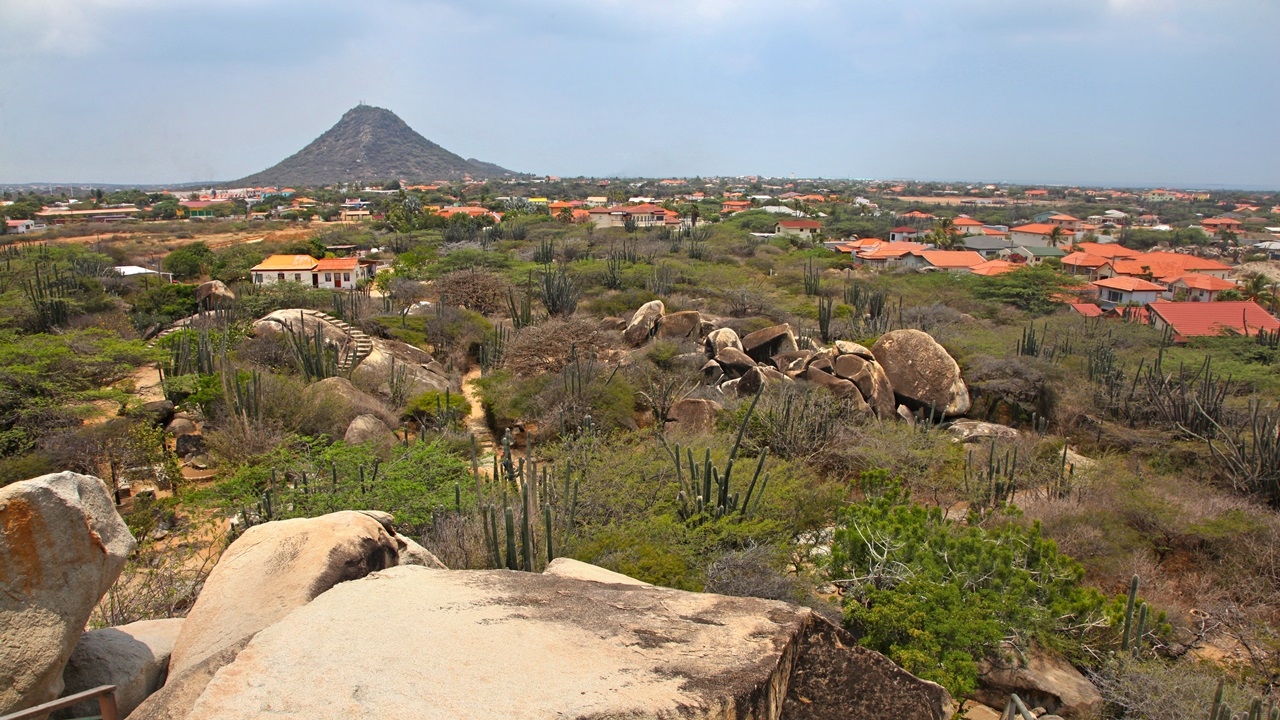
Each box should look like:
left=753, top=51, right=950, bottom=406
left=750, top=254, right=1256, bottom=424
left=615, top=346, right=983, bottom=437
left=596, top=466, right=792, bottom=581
left=857, top=242, right=927, bottom=268
left=889, top=226, right=924, bottom=242
left=313, top=257, right=363, bottom=289
left=720, top=200, right=753, bottom=214
left=952, top=216, right=987, bottom=235
left=1098, top=252, right=1233, bottom=284
left=900, top=250, right=987, bottom=272
left=775, top=219, right=822, bottom=237
left=1167, top=274, right=1238, bottom=302
left=587, top=203, right=677, bottom=229
left=1009, top=223, right=1073, bottom=247
left=1148, top=301, right=1280, bottom=341
left=1201, top=217, right=1244, bottom=237
left=1092, top=276, right=1165, bottom=308
left=1061, top=252, right=1110, bottom=281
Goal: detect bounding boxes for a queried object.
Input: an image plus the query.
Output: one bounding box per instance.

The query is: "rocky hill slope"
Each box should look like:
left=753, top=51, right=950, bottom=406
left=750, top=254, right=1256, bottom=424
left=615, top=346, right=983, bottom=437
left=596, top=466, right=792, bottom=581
left=233, top=104, right=516, bottom=186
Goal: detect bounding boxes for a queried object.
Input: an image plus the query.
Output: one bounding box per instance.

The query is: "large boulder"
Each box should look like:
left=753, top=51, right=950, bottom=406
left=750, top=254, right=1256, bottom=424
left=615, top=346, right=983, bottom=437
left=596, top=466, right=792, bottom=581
left=704, top=327, right=743, bottom=357
left=351, top=343, right=451, bottom=396
left=301, top=377, right=393, bottom=432
left=802, top=366, right=859, bottom=400
left=871, top=329, right=971, bottom=417
left=0, top=472, right=136, bottom=715
left=343, top=414, right=396, bottom=448
left=973, top=647, right=1103, bottom=719
left=667, top=398, right=722, bottom=434
left=655, top=310, right=702, bottom=340
left=145, top=564, right=951, bottom=720
left=166, top=511, right=400, bottom=679
left=715, top=346, right=757, bottom=377
left=55, top=618, right=185, bottom=719
left=623, top=300, right=665, bottom=346
left=393, top=534, right=447, bottom=569
left=741, top=323, right=799, bottom=363
left=832, top=354, right=896, bottom=418
left=253, top=309, right=351, bottom=349
left=195, top=280, right=235, bottom=309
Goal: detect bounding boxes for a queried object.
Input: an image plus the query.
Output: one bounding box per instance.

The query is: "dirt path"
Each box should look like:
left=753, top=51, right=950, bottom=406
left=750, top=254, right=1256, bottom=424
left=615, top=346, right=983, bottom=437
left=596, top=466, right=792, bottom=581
left=461, top=368, right=494, bottom=458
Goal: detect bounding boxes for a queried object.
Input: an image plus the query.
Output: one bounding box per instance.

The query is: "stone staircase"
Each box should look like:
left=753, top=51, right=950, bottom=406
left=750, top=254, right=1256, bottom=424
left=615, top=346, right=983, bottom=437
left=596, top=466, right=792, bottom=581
left=149, top=308, right=375, bottom=374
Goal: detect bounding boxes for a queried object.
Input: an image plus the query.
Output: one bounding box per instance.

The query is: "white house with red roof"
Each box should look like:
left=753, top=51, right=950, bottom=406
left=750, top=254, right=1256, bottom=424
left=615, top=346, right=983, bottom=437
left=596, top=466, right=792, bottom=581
left=1167, top=274, right=1238, bottom=302
left=1092, top=276, right=1165, bottom=307
left=889, top=226, right=924, bottom=242
left=951, top=216, right=987, bottom=235
left=588, top=203, right=678, bottom=229
left=774, top=219, right=822, bottom=237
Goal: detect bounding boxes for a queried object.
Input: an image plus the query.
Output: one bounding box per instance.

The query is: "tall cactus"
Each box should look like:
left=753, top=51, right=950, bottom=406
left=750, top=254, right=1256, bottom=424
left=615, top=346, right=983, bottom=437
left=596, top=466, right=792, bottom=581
left=1121, top=574, right=1139, bottom=651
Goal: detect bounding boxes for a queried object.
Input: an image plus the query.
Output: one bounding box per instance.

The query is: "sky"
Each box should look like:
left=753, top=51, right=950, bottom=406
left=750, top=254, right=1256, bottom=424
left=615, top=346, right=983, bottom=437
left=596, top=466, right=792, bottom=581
left=1, top=0, right=1278, bottom=188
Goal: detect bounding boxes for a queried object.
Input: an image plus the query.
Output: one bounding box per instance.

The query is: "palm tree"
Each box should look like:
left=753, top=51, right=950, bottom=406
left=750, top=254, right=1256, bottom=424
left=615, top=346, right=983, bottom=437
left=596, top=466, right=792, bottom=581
left=928, top=218, right=958, bottom=250
left=1240, top=272, right=1275, bottom=306
left=1047, top=226, right=1067, bottom=248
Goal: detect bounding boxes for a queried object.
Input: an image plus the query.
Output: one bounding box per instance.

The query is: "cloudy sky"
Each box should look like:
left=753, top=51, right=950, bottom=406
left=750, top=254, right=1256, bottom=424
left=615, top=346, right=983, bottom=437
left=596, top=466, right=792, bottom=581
left=1, top=0, right=1277, bottom=188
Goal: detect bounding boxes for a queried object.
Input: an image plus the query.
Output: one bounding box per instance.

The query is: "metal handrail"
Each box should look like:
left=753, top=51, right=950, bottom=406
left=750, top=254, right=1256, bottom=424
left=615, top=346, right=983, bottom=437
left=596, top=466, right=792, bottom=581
left=0, top=685, right=119, bottom=720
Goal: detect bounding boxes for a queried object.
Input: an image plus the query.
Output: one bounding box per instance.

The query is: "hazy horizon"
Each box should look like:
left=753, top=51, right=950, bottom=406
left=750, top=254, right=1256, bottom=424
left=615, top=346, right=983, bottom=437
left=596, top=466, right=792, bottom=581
left=2, top=1, right=1278, bottom=189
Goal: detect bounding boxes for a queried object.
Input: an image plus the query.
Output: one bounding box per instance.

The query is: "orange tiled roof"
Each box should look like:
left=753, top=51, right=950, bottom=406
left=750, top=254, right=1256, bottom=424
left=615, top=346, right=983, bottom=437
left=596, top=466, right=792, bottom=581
left=1170, top=274, right=1237, bottom=291
left=1148, top=301, right=1280, bottom=338
left=1062, top=252, right=1108, bottom=268
left=1107, top=252, right=1232, bottom=280
left=314, top=257, right=359, bottom=272
left=1093, top=276, right=1166, bottom=292
left=251, top=254, right=317, bottom=272
left=970, top=259, right=1019, bottom=276
left=1071, top=242, right=1139, bottom=259
left=1010, top=223, right=1060, bottom=235
left=1070, top=303, right=1104, bottom=317
left=912, top=250, right=986, bottom=268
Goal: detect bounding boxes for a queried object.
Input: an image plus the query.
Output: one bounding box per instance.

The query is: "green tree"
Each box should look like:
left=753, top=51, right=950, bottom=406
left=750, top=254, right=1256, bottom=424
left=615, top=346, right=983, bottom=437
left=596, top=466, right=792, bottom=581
left=162, top=242, right=215, bottom=280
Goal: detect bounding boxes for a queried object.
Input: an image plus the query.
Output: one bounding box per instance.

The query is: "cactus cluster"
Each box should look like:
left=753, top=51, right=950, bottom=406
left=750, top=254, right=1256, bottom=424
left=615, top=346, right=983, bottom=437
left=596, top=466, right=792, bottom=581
left=664, top=386, right=770, bottom=523
left=479, top=430, right=579, bottom=571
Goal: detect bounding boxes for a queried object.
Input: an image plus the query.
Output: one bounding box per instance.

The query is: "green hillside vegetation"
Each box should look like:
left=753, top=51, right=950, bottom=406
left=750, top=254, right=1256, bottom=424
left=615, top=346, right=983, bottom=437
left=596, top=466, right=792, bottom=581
left=4, top=201, right=1280, bottom=716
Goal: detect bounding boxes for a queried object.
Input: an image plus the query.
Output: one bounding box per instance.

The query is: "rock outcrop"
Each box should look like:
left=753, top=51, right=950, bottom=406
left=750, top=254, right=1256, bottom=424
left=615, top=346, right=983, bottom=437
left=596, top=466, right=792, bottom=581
left=623, top=300, right=665, bottom=346
left=0, top=472, right=136, bottom=715
left=144, top=564, right=951, bottom=720
left=56, top=618, right=184, bottom=719
left=741, top=323, right=799, bottom=363
left=195, top=280, right=235, bottom=309
left=973, top=648, right=1103, bottom=720
left=655, top=310, right=703, bottom=340
left=704, top=327, right=744, bottom=356
left=667, top=398, right=722, bottom=433
left=871, top=329, right=971, bottom=416
left=166, top=511, right=400, bottom=679
left=343, top=413, right=396, bottom=447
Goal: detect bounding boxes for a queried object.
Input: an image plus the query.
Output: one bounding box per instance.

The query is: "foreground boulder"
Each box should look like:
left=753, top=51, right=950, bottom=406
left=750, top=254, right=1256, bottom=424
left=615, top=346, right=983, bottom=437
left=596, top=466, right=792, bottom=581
left=623, top=300, right=665, bottom=345
left=166, top=511, right=400, bottom=679
left=147, top=563, right=950, bottom=720
left=871, top=329, right=971, bottom=417
left=0, top=472, right=136, bottom=715
left=56, top=618, right=184, bottom=719
left=704, top=327, right=744, bottom=356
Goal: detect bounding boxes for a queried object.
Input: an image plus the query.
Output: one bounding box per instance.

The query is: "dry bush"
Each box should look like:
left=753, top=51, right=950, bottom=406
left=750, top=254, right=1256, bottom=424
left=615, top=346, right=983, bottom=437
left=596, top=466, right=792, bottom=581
left=417, top=513, right=490, bottom=570
left=234, top=331, right=294, bottom=371
left=502, top=316, right=618, bottom=376
left=703, top=544, right=807, bottom=604
left=1090, top=656, right=1272, bottom=720
left=433, top=268, right=509, bottom=315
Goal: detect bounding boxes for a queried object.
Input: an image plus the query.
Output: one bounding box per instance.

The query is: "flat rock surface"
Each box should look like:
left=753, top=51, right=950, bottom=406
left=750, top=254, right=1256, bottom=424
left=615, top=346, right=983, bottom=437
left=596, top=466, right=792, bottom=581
left=182, top=565, right=812, bottom=720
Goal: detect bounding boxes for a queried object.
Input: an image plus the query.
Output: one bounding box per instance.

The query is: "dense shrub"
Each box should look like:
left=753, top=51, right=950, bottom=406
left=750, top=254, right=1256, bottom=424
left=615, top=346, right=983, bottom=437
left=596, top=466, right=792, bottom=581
left=829, top=475, right=1117, bottom=696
